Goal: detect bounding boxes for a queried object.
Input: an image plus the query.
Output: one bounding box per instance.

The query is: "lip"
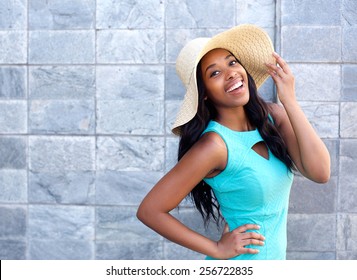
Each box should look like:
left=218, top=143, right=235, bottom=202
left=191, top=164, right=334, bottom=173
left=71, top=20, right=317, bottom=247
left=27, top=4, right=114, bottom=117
left=225, top=78, right=244, bottom=94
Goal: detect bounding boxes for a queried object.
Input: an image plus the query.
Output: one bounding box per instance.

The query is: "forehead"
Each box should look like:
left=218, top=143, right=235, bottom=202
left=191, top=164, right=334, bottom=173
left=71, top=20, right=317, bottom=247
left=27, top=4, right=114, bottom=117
left=200, top=48, right=233, bottom=68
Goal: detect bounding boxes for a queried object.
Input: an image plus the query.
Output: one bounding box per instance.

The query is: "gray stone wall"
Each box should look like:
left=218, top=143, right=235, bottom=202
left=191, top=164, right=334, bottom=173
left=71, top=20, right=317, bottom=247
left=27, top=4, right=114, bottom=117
left=0, top=0, right=355, bottom=260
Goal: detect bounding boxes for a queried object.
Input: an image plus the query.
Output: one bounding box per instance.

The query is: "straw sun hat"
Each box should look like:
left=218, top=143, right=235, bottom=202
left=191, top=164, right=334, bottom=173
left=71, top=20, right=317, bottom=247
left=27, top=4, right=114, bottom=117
left=172, top=24, right=275, bottom=136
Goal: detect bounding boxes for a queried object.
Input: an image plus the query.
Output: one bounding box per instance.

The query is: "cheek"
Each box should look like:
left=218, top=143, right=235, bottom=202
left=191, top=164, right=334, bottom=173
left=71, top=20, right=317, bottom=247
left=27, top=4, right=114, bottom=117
left=204, top=79, right=223, bottom=96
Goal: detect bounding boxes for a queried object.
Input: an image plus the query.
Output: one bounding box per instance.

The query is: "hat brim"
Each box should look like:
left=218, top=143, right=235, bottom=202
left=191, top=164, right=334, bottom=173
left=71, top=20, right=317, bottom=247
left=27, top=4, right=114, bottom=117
left=172, top=24, right=275, bottom=136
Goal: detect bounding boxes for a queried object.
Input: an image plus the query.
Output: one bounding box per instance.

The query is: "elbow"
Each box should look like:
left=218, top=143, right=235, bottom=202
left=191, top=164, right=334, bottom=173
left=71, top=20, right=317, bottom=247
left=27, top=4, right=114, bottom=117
left=315, top=172, right=330, bottom=184
left=312, top=167, right=331, bottom=184
left=136, top=200, right=156, bottom=226
left=305, top=157, right=331, bottom=184
left=136, top=203, right=147, bottom=224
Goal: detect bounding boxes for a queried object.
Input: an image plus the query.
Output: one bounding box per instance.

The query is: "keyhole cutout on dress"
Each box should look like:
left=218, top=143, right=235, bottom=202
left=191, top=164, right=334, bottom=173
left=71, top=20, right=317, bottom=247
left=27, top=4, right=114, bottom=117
left=251, top=141, right=269, bottom=160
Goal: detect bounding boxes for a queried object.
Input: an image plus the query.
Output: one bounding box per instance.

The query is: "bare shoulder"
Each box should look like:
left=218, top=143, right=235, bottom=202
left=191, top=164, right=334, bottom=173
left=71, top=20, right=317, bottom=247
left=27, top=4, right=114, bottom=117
left=185, top=131, right=227, bottom=171
left=198, top=131, right=226, bottom=149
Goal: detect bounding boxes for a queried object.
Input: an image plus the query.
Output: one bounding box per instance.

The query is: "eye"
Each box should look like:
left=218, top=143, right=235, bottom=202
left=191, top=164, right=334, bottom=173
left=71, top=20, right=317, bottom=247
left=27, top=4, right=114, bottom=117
left=209, top=70, right=220, bottom=78
left=229, top=59, right=238, bottom=66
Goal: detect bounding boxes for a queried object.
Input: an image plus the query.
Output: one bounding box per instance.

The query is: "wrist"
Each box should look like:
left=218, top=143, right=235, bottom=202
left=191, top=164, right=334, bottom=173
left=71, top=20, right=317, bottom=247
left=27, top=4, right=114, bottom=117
left=279, top=98, right=299, bottom=111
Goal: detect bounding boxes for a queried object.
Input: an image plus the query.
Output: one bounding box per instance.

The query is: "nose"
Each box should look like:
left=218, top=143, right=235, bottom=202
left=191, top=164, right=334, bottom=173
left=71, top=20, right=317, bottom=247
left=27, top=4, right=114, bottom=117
left=225, top=69, right=237, bottom=80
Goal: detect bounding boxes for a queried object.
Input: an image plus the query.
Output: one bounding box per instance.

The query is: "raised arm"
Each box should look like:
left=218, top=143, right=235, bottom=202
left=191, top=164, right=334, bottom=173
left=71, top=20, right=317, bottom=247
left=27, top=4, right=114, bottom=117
left=137, top=132, right=265, bottom=259
left=266, top=53, right=331, bottom=183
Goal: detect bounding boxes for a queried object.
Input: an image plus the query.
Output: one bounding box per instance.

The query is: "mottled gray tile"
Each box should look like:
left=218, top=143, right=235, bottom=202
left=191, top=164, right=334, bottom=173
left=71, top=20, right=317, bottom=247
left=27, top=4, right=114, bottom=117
left=166, top=0, right=235, bottom=28
left=0, top=67, right=27, bottom=99
left=29, top=171, right=95, bottom=204
left=287, top=214, right=336, bottom=251
left=29, top=136, right=95, bottom=171
left=342, top=65, right=357, bottom=101
left=29, top=30, right=95, bottom=64
left=96, top=206, right=160, bottom=241
left=343, top=27, right=357, bottom=62
left=338, top=175, right=357, bottom=212
left=290, top=64, right=341, bottom=102
left=337, top=251, right=357, bottom=260
left=259, top=78, right=275, bottom=102
left=165, top=100, right=181, bottom=135
left=0, top=137, right=26, bottom=169
left=342, top=0, right=357, bottom=26
left=96, top=0, right=164, bottom=29
left=29, top=100, right=95, bottom=134
left=29, top=205, right=94, bottom=240
left=0, top=0, right=27, bottom=29
left=95, top=171, right=162, bottom=205
left=325, top=139, right=339, bottom=177
left=164, top=242, right=205, bottom=260
left=282, top=0, right=340, bottom=25
left=289, top=176, right=336, bottom=214
left=286, top=251, right=335, bottom=260
left=282, top=27, right=341, bottom=62
left=97, top=30, right=164, bottom=63
left=0, top=101, right=27, bottom=133
left=29, top=0, right=95, bottom=29
left=0, top=206, right=27, bottom=238
left=97, top=100, right=164, bottom=135
left=29, top=66, right=95, bottom=100
left=340, top=139, right=357, bottom=176
left=298, top=102, right=339, bottom=138
left=337, top=214, right=357, bottom=251
left=29, top=240, right=93, bottom=260
left=0, top=31, right=27, bottom=63
left=96, top=65, right=164, bottom=100
left=165, top=137, right=179, bottom=173
left=165, top=64, right=185, bottom=100
left=96, top=136, right=164, bottom=171
left=0, top=170, right=27, bottom=203
left=96, top=241, right=163, bottom=260
left=0, top=240, right=26, bottom=260
left=341, top=102, right=357, bottom=137
left=236, top=0, right=275, bottom=27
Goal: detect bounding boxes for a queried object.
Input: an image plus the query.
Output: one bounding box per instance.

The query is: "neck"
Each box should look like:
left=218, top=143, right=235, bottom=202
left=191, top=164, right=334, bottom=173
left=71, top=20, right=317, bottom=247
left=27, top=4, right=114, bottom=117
left=215, top=107, right=253, bottom=132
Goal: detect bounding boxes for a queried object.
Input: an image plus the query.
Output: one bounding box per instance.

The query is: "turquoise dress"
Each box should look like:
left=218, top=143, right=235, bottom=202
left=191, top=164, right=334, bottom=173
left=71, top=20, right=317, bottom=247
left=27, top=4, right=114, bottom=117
left=202, top=120, right=293, bottom=260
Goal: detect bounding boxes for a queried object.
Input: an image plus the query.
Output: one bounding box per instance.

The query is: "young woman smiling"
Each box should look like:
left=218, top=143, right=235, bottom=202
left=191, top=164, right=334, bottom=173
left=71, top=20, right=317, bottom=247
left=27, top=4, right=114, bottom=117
left=137, top=24, right=330, bottom=260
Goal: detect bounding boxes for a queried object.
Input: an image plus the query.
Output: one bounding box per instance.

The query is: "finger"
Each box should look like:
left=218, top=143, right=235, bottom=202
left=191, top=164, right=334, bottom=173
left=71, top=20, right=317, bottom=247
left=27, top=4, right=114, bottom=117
left=241, top=232, right=265, bottom=241
left=240, top=248, right=260, bottom=255
left=234, top=224, right=260, bottom=233
left=266, top=62, right=283, bottom=74
left=241, top=238, right=265, bottom=247
left=272, top=52, right=291, bottom=74
left=266, top=68, right=279, bottom=80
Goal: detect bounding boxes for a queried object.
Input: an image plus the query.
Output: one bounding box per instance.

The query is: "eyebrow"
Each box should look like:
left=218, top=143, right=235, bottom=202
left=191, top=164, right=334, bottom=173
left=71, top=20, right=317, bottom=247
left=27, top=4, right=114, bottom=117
left=204, top=54, right=234, bottom=75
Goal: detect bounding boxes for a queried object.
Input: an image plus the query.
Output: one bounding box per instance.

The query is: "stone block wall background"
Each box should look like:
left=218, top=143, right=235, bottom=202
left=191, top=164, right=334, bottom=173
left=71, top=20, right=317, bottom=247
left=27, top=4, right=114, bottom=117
left=0, top=0, right=356, bottom=260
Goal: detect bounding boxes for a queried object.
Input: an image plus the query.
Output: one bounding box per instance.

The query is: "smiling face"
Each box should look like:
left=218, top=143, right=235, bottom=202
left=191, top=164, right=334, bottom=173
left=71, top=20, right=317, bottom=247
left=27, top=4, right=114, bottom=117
left=199, top=48, right=250, bottom=113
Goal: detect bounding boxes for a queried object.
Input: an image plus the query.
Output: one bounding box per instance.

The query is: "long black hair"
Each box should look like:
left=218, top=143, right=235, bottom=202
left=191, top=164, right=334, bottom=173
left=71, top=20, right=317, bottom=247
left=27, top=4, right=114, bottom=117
left=177, top=58, right=294, bottom=227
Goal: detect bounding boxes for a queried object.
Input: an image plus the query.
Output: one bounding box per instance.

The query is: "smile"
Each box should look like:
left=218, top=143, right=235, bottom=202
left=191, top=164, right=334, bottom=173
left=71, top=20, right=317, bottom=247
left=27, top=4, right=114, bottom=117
left=225, top=80, right=243, bottom=93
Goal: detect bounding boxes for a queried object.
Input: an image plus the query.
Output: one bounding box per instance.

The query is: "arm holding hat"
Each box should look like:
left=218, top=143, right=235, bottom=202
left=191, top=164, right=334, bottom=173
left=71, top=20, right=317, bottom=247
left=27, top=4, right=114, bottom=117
left=266, top=53, right=331, bottom=183
left=137, top=132, right=265, bottom=259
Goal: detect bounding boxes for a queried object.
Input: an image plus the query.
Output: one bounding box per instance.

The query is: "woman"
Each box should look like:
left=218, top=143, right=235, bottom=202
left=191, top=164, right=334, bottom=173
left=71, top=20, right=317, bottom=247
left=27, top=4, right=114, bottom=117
left=137, top=24, right=330, bottom=260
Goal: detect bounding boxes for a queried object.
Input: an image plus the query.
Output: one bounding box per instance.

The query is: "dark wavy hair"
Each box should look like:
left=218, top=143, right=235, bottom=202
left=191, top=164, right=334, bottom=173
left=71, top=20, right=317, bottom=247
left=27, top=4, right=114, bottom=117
left=178, top=59, right=294, bottom=227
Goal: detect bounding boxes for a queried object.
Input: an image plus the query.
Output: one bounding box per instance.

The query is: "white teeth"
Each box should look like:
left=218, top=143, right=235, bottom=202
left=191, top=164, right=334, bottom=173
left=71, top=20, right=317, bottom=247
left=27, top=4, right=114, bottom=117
left=226, top=80, right=243, bottom=93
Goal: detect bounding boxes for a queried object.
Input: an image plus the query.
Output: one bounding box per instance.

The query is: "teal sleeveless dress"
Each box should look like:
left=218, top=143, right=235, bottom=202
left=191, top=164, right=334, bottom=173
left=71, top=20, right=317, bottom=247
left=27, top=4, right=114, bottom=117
left=202, top=120, right=294, bottom=260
